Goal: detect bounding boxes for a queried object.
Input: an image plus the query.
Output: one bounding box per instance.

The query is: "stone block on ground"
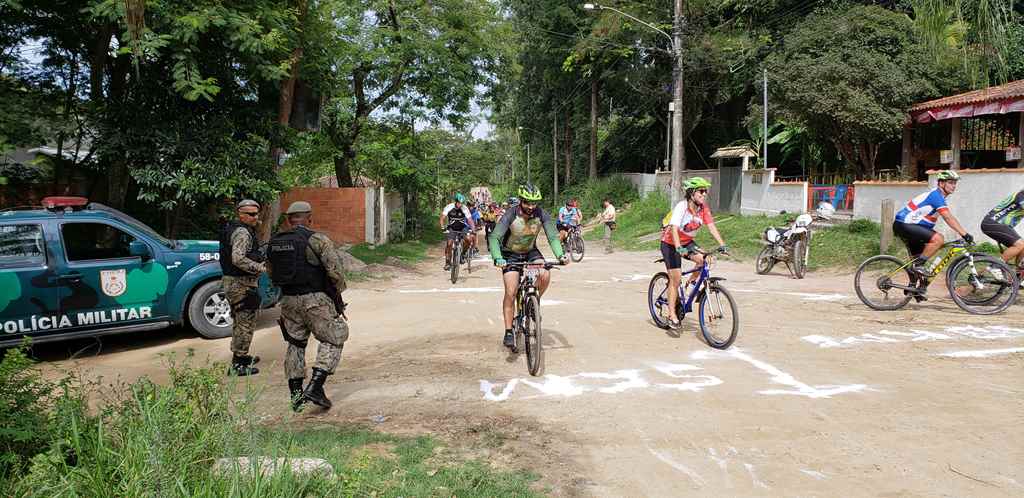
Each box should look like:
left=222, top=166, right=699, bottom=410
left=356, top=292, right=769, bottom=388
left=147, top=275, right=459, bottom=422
left=212, top=457, right=335, bottom=478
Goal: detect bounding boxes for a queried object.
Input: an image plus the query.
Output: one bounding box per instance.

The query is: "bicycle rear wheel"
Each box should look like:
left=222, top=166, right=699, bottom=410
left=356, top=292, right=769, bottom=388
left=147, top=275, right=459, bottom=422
left=647, top=272, right=672, bottom=329
left=698, top=284, right=739, bottom=349
left=523, top=294, right=543, bottom=376
left=854, top=255, right=914, bottom=310
left=450, top=244, right=461, bottom=284
left=946, top=255, right=1018, bottom=315
left=755, top=245, right=775, bottom=275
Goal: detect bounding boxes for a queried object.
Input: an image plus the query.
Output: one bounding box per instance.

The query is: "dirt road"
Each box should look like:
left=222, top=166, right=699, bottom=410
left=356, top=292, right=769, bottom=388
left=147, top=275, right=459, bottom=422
left=34, top=240, right=1024, bottom=497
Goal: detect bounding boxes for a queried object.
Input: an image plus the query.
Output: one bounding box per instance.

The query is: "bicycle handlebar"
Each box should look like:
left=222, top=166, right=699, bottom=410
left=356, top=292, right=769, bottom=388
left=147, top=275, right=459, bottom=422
left=501, top=261, right=562, bottom=270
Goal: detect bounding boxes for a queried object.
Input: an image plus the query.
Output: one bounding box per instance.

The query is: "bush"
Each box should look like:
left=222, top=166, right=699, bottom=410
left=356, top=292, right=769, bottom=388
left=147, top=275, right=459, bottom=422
left=0, top=344, right=55, bottom=478
left=561, top=175, right=639, bottom=218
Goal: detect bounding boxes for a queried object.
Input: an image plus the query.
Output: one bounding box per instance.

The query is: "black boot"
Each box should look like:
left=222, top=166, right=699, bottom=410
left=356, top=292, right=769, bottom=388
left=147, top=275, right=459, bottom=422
left=288, top=378, right=305, bottom=412
left=228, top=354, right=259, bottom=376
left=302, top=368, right=332, bottom=409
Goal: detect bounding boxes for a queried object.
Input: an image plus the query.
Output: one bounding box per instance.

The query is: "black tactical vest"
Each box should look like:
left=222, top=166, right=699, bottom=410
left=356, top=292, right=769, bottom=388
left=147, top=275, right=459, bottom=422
left=219, top=221, right=263, bottom=276
left=268, top=226, right=328, bottom=296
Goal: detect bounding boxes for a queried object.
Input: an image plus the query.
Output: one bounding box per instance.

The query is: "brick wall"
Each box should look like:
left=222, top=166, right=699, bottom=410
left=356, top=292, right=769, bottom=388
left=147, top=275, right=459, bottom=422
left=280, top=187, right=367, bottom=244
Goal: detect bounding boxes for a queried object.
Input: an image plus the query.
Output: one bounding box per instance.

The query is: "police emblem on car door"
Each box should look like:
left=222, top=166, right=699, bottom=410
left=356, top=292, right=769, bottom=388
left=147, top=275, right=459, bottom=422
left=100, top=269, right=127, bottom=297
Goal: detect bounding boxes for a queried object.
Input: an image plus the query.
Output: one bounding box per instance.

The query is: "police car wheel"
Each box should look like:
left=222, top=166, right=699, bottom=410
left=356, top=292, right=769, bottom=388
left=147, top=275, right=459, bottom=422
left=189, top=281, right=234, bottom=339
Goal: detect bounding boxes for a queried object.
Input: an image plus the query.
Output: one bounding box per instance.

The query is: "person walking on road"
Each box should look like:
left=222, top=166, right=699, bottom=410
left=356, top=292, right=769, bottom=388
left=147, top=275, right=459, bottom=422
left=219, top=199, right=266, bottom=376
left=267, top=201, right=349, bottom=412
left=601, top=199, right=617, bottom=253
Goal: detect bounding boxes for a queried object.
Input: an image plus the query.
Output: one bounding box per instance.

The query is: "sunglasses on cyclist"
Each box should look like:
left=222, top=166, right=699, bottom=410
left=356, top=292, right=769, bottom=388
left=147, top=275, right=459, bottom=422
left=239, top=210, right=260, bottom=216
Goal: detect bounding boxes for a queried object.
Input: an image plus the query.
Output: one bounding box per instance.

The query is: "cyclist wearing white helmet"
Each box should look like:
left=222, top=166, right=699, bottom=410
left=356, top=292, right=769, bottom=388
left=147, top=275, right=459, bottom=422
left=661, top=177, right=728, bottom=329
left=893, top=170, right=973, bottom=296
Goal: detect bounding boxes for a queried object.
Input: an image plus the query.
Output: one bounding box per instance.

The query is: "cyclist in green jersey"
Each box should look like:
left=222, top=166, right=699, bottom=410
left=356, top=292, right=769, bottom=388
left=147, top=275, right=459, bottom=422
left=981, top=189, right=1024, bottom=276
left=489, top=184, right=569, bottom=348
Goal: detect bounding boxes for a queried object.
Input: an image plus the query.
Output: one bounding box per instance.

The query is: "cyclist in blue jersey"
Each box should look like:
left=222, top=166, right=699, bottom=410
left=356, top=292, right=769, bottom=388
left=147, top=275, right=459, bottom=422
left=980, top=188, right=1024, bottom=280
left=893, top=170, right=973, bottom=286
left=557, top=199, right=582, bottom=244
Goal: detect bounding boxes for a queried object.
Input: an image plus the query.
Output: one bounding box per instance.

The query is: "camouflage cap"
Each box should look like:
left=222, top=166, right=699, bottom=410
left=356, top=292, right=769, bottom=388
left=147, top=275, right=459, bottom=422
left=237, top=199, right=261, bottom=209
left=285, top=201, right=313, bottom=214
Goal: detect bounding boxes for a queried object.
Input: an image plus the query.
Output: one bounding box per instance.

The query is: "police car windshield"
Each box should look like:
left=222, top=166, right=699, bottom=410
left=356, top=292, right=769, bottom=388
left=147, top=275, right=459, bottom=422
left=87, top=203, right=176, bottom=248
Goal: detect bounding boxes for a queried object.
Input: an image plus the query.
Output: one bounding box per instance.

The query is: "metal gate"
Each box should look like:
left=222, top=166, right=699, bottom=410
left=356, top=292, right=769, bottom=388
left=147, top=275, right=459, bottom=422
left=718, top=166, right=742, bottom=213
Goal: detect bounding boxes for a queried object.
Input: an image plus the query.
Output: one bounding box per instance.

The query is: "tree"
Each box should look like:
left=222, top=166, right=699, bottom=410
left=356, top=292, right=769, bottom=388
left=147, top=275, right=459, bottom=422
left=766, top=5, right=955, bottom=177
left=302, top=0, right=507, bottom=187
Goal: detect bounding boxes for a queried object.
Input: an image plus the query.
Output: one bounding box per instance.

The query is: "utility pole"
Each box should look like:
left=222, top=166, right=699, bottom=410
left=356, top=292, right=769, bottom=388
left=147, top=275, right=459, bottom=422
left=670, top=0, right=685, bottom=205
left=763, top=68, right=768, bottom=169
left=526, top=143, right=531, bottom=181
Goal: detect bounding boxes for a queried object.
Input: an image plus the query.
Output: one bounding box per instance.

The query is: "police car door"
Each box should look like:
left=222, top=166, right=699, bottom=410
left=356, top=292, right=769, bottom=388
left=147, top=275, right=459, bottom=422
left=0, top=222, right=60, bottom=341
left=56, top=221, right=169, bottom=331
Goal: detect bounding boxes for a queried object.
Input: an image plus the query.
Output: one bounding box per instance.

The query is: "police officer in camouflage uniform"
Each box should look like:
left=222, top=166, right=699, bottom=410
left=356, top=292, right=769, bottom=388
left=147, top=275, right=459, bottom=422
left=219, top=199, right=266, bottom=376
left=267, top=201, right=349, bottom=411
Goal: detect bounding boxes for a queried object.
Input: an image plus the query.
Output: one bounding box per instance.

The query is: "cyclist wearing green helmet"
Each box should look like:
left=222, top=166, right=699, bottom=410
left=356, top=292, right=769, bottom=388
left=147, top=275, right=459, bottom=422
left=981, top=188, right=1024, bottom=284
left=893, top=170, right=973, bottom=298
left=439, top=192, right=476, bottom=271
left=488, top=183, right=568, bottom=348
left=660, top=176, right=729, bottom=329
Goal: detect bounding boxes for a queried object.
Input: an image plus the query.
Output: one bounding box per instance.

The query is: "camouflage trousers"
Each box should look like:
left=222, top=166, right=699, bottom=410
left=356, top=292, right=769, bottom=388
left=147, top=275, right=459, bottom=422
left=280, top=292, right=349, bottom=380
left=224, top=276, right=259, bottom=356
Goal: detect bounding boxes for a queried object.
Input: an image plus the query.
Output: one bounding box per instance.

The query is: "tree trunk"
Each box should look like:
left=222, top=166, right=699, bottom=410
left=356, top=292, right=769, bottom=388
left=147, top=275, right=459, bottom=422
left=259, top=0, right=308, bottom=240
left=333, top=148, right=356, bottom=188
left=564, top=115, right=573, bottom=186
left=589, top=77, right=599, bottom=180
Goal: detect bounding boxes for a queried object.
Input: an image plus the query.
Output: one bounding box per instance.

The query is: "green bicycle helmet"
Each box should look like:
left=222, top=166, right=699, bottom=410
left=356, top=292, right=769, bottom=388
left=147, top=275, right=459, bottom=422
left=454, top=192, right=466, bottom=203
left=936, top=170, right=960, bottom=181
left=517, top=183, right=543, bottom=202
left=683, top=177, right=712, bottom=191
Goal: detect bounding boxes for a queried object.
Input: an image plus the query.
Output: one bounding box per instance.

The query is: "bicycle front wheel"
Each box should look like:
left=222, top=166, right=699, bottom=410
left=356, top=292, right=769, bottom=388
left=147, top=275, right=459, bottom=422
left=698, top=284, right=739, bottom=349
left=854, top=255, right=913, bottom=311
left=466, top=244, right=473, bottom=274
left=647, top=272, right=672, bottom=329
left=792, top=237, right=808, bottom=279
left=946, top=255, right=1019, bottom=315
left=450, top=245, right=461, bottom=284
left=571, top=234, right=585, bottom=262
left=523, top=294, right=543, bottom=376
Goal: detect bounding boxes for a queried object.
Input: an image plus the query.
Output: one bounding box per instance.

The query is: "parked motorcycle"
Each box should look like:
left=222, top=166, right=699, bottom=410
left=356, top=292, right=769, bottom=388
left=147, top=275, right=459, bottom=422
left=756, top=213, right=814, bottom=279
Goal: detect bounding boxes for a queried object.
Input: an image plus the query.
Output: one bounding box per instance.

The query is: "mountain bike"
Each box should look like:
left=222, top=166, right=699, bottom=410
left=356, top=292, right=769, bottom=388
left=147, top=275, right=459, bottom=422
left=647, top=250, right=739, bottom=349
left=566, top=225, right=585, bottom=262
left=506, top=261, right=560, bottom=376
left=854, top=239, right=1019, bottom=314
left=445, top=223, right=472, bottom=284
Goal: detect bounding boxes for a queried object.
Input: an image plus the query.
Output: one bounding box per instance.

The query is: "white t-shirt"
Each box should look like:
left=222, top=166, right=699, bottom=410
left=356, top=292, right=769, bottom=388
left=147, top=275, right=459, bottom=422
left=602, top=204, right=616, bottom=222
left=442, top=203, right=473, bottom=229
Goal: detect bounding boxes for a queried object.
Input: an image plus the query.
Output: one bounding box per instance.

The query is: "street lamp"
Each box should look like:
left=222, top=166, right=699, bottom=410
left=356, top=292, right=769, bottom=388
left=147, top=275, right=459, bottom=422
left=583, top=2, right=685, bottom=205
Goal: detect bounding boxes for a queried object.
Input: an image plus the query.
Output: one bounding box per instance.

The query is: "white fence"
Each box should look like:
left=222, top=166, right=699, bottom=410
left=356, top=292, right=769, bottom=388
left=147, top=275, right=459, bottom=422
left=740, top=169, right=808, bottom=215
left=621, top=170, right=722, bottom=209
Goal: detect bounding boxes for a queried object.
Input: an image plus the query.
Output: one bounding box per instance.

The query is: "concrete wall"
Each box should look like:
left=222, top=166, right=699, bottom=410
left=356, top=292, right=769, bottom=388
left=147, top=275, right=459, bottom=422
left=852, top=181, right=927, bottom=222
left=850, top=169, right=1024, bottom=245
left=623, top=170, right=722, bottom=210
left=740, top=169, right=808, bottom=215
left=931, top=169, right=1024, bottom=244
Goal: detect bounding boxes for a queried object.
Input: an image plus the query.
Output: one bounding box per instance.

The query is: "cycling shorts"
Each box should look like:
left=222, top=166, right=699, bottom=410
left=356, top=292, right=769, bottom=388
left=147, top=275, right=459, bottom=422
left=893, top=221, right=934, bottom=257
left=981, top=217, right=1021, bottom=247
left=446, top=229, right=471, bottom=241
left=500, top=248, right=545, bottom=274
left=661, top=241, right=700, bottom=270
left=556, top=222, right=572, bottom=232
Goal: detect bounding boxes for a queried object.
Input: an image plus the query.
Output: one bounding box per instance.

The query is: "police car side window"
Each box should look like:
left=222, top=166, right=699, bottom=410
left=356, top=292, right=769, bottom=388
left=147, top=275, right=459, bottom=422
left=0, top=224, right=45, bottom=267
left=61, top=223, right=136, bottom=261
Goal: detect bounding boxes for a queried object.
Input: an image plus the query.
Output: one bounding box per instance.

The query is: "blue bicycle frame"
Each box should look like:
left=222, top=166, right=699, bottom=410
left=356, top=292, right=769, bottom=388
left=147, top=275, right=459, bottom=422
left=657, top=256, right=713, bottom=317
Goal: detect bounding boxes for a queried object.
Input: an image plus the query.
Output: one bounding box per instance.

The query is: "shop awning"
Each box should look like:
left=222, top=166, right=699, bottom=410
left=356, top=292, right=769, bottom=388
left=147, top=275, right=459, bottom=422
left=909, top=79, right=1024, bottom=123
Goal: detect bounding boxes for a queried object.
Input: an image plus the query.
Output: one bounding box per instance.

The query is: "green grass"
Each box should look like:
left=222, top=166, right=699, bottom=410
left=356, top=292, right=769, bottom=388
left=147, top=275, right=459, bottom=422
left=596, top=196, right=913, bottom=270
left=348, top=239, right=433, bottom=265
left=0, top=349, right=544, bottom=498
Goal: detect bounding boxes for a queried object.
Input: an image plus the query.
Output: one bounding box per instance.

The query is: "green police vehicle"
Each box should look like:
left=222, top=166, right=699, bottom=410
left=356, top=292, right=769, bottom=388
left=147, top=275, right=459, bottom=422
left=0, top=197, right=279, bottom=347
